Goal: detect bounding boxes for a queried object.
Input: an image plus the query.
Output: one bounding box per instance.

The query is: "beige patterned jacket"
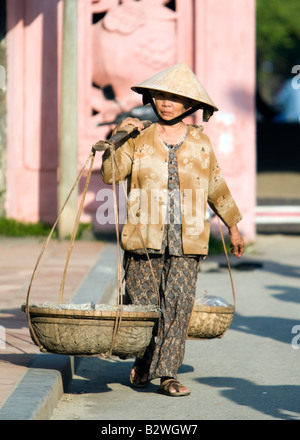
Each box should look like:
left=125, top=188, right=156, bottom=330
left=100, top=123, right=242, bottom=255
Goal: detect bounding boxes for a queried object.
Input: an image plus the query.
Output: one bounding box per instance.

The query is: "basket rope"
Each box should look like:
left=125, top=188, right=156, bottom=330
left=58, top=152, right=96, bottom=303
left=25, top=124, right=160, bottom=355
left=25, top=149, right=96, bottom=351
left=107, top=147, right=123, bottom=356
left=216, top=217, right=236, bottom=306
left=105, top=144, right=161, bottom=356
left=25, top=123, right=235, bottom=353
left=185, top=218, right=236, bottom=340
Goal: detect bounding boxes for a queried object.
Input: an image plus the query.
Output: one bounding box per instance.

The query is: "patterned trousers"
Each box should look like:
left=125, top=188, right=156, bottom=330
left=124, top=250, right=199, bottom=380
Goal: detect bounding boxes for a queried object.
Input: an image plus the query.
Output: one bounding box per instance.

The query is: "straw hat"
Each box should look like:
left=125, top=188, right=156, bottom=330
left=131, top=62, right=218, bottom=122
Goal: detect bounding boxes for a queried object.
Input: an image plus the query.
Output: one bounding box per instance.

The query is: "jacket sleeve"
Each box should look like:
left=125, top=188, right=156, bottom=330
left=207, top=147, right=242, bottom=228
left=100, top=137, right=135, bottom=185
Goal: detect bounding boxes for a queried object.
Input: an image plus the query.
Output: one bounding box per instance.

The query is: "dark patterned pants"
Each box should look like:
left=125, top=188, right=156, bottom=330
left=124, top=250, right=199, bottom=380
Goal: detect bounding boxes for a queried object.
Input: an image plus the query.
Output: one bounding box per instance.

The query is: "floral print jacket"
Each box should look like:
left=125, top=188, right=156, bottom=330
left=100, top=123, right=242, bottom=255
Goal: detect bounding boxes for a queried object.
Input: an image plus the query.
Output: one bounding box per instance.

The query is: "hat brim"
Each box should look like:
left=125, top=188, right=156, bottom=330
left=132, top=85, right=218, bottom=114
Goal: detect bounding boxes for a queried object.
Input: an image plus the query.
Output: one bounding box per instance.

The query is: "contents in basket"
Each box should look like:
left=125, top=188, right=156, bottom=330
left=195, top=295, right=231, bottom=307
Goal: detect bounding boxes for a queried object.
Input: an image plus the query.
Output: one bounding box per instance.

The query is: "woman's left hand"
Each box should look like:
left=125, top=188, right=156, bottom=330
left=228, top=225, right=245, bottom=258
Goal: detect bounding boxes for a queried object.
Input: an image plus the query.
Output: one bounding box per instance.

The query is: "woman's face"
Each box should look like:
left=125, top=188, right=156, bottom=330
left=154, top=91, right=191, bottom=122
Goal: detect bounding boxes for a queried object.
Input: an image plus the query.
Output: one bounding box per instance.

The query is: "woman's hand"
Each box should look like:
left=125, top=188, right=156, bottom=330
left=228, top=225, right=245, bottom=258
left=112, top=117, right=145, bottom=135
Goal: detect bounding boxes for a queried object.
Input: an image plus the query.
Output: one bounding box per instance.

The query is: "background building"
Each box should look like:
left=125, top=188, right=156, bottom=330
left=1, top=0, right=256, bottom=241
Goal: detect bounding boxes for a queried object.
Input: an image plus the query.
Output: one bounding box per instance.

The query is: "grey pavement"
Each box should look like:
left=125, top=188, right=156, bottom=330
left=1, top=234, right=300, bottom=420
left=49, top=234, right=300, bottom=421
left=0, top=239, right=118, bottom=420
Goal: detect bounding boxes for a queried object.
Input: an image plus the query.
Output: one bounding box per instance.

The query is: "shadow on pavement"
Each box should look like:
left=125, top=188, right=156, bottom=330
left=196, top=376, right=300, bottom=420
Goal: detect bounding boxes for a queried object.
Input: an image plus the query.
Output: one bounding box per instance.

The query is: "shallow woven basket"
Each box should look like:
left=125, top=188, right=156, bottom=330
left=187, top=304, right=235, bottom=339
left=186, top=216, right=237, bottom=340
left=22, top=305, right=160, bottom=357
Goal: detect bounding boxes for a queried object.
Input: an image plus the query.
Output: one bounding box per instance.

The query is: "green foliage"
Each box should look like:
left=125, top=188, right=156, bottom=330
left=0, top=217, right=91, bottom=239
left=208, top=233, right=230, bottom=255
left=0, top=218, right=55, bottom=237
left=257, top=0, right=300, bottom=75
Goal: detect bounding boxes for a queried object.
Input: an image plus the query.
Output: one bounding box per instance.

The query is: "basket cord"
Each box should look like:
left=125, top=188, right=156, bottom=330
left=105, top=147, right=123, bottom=357
left=24, top=129, right=235, bottom=353
left=24, top=124, right=159, bottom=356
left=25, top=149, right=96, bottom=351
left=58, top=151, right=96, bottom=302
left=111, top=164, right=161, bottom=307
left=185, top=218, right=236, bottom=341
left=106, top=145, right=161, bottom=357
left=217, top=217, right=236, bottom=306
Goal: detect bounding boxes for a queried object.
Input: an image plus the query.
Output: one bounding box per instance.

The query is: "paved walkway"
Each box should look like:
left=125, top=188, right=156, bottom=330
left=50, top=233, right=300, bottom=421
left=0, top=233, right=300, bottom=420
left=0, top=236, right=117, bottom=418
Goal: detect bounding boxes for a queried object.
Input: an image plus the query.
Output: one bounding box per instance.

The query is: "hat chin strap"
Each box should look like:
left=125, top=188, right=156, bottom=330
left=144, top=91, right=214, bottom=124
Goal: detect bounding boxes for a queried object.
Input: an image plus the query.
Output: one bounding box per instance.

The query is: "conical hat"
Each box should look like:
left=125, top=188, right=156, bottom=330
left=131, top=62, right=218, bottom=113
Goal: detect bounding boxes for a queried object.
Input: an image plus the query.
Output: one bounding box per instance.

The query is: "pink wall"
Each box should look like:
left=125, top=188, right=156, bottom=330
left=194, top=0, right=256, bottom=240
left=5, top=0, right=256, bottom=241
left=6, top=0, right=61, bottom=223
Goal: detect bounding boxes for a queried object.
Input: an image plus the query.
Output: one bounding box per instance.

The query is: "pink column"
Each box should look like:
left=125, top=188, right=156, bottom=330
left=5, top=0, right=25, bottom=220
left=6, top=0, right=60, bottom=223
left=195, top=0, right=256, bottom=242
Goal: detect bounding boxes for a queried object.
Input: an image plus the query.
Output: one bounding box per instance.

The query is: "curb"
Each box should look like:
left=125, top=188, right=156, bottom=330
left=0, top=243, right=117, bottom=420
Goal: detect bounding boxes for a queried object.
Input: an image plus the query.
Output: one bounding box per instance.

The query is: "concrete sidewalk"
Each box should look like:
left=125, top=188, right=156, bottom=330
left=0, top=237, right=118, bottom=420
left=50, top=233, right=300, bottom=421
left=1, top=233, right=300, bottom=420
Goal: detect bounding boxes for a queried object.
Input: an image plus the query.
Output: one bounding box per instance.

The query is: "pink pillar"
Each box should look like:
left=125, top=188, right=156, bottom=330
left=6, top=0, right=60, bottom=223
left=195, top=0, right=256, bottom=242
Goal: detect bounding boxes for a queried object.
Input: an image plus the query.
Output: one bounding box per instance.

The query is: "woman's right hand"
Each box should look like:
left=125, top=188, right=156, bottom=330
left=112, top=117, right=145, bottom=135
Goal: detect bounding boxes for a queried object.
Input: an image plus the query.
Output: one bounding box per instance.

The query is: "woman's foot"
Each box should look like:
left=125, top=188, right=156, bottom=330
left=158, top=376, right=190, bottom=397
left=130, top=360, right=150, bottom=388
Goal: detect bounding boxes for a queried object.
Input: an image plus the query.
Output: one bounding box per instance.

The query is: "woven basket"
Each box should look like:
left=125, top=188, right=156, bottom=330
left=187, top=303, right=235, bottom=339
left=23, top=305, right=160, bottom=357
left=185, top=215, right=237, bottom=340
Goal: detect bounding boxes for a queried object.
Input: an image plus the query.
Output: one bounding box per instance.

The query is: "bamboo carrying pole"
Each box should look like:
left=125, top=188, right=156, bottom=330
left=58, top=0, right=78, bottom=239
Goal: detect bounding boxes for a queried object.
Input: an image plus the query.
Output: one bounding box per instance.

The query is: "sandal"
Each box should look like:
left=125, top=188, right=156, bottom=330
left=157, top=378, right=191, bottom=397
left=130, top=359, right=150, bottom=388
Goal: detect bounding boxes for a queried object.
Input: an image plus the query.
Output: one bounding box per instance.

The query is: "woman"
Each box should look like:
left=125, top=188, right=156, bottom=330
left=101, top=62, right=245, bottom=397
